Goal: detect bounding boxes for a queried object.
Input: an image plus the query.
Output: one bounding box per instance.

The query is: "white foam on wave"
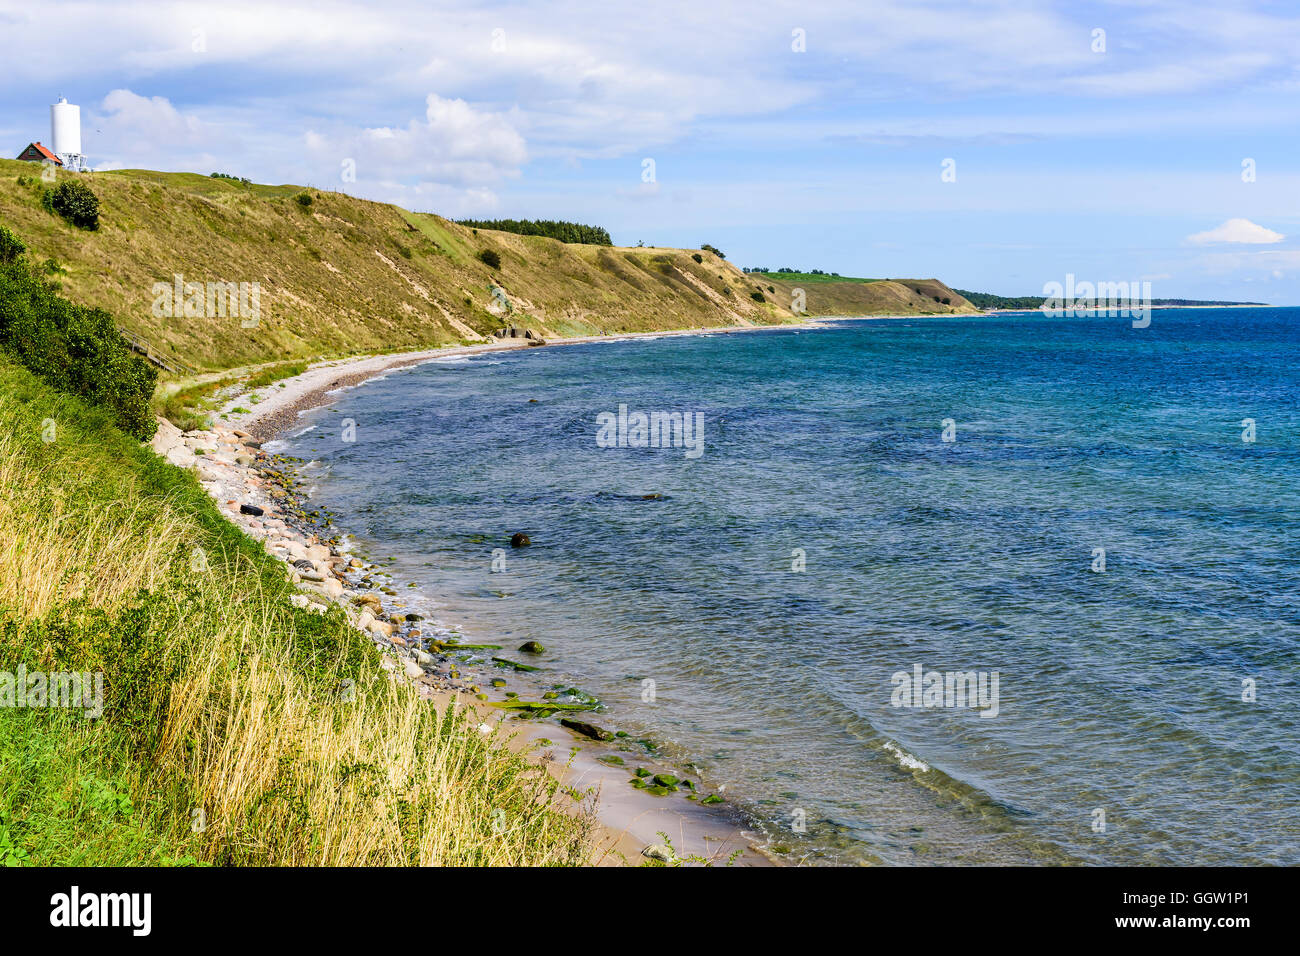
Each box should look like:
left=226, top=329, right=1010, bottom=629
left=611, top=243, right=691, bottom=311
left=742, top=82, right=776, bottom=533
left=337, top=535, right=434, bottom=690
left=883, top=741, right=930, bottom=772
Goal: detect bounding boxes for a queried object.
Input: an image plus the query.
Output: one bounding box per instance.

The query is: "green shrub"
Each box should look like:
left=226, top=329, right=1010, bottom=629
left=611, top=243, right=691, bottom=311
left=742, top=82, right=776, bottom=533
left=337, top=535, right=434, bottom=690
left=478, top=248, right=501, bottom=270
left=691, top=253, right=703, bottom=264
left=295, top=193, right=313, bottom=207
left=0, top=225, right=156, bottom=439
left=0, top=224, right=24, bottom=264
left=701, top=243, right=725, bottom=259
left=750, top=291, right=766, bottom=303
left=42, top=181, right=100, bottom=230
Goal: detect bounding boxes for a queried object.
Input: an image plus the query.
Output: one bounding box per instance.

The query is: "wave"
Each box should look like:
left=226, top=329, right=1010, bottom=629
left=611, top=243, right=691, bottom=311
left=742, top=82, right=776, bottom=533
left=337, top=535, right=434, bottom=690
left=882, top=740, right=931, bottom=772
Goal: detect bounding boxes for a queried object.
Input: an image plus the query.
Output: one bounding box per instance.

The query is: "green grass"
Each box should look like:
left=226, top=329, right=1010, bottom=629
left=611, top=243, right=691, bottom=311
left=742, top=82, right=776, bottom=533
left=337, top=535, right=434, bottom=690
left=399, top=210, right=472, bottom=264
left=0, top=708, right=197, bottom=866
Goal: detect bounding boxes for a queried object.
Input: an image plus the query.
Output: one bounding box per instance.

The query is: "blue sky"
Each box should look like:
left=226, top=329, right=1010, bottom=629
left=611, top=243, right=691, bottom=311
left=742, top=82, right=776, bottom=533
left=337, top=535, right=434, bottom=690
left=3, top=0, right=1299, bottom=302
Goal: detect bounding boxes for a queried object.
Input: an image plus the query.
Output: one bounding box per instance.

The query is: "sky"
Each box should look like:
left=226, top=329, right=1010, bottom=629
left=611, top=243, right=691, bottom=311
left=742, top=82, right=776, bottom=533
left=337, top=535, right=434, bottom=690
left=2, top=0, right=1299, bottom=303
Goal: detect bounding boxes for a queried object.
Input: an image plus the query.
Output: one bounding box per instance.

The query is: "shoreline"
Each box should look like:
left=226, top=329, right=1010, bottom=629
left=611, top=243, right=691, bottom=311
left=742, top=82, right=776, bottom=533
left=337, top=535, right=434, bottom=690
left=224, top=316, right=864, bottom=443
left=164, top=318, right=879, bottom=866
left=152, top=413, right=769, bottom=866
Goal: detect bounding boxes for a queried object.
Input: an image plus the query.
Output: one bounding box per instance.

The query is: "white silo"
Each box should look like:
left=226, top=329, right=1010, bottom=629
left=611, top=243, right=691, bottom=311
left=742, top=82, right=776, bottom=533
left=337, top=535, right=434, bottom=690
left=50, top=97, right=84, bottom=172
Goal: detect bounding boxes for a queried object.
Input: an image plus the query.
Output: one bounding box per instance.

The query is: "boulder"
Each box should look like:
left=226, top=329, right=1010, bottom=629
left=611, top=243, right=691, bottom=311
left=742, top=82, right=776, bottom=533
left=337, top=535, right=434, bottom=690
left=352, top=593, right=382, bottom=611
left=165, top=446, right=196, bottom=468
left=150, top=418, right=183, bottom=455
left=510, top=532, right=531, bottom=548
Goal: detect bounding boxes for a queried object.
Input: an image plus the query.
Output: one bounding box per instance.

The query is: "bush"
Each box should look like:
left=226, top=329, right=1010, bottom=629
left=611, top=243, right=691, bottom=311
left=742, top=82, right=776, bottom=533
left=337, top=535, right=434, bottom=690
left=750, top=291, right=766, bottom=303
left=691, top=253, right=703, bottom=264
left=295, top=193, right=313, bottom=207
left=42, top=181, right=100, bottom=230
left=0, top=225, right=156, bottom=439
left=479, top=249, right=501, bottom=270
left=701, top=243, right=725, bottom=259
left=0, top=224, right=25, bottom=264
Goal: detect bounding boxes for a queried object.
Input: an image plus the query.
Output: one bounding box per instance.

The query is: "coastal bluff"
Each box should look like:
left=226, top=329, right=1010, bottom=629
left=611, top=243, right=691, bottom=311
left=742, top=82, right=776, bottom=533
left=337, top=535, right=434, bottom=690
left=0, top=159, right=976, bottom=374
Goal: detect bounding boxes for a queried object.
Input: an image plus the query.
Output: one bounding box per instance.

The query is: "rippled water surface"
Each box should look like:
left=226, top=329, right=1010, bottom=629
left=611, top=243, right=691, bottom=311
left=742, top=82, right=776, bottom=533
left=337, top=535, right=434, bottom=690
left=278, top=309, right=1300, bottom=864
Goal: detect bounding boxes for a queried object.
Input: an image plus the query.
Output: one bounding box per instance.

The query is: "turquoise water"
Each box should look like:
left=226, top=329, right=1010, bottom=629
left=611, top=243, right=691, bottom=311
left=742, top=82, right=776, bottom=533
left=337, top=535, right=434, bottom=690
left=278, top=308, right=1300, bottom=865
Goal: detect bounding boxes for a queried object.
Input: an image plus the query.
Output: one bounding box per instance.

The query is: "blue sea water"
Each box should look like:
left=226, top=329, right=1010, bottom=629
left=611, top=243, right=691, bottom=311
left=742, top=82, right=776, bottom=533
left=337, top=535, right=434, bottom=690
left=277, top=308, right=1300, bottom=865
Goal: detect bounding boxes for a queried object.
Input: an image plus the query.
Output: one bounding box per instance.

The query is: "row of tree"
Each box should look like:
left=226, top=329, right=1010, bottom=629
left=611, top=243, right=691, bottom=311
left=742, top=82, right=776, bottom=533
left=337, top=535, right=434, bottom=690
left=457, top=218, right=613, bottom=245
left=743, top=267, right=841, bottom=276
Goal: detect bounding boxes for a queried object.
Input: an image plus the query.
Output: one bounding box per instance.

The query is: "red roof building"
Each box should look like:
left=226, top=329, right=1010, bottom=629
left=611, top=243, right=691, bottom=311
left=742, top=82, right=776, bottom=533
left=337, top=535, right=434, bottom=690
left=15, top=142, right=62, bottom=165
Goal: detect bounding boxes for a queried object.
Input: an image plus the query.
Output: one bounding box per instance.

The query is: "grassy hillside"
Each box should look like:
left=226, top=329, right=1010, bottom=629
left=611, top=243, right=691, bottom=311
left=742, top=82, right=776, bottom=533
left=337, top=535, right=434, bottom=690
left=0, top=355, right=591, bottom=865
left=0, top=160, right=976, bottom=373
left=761, top=274, right=977, bottom=317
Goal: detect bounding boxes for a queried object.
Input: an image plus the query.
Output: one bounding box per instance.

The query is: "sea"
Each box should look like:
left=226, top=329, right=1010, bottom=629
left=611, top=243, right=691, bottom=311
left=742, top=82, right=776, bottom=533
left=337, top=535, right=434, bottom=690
left=273, top=307, right=1300, bottom=865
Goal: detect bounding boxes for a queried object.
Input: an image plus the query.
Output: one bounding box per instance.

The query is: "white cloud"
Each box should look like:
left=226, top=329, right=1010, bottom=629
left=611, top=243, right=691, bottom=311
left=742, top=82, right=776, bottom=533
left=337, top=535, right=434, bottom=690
left=1187, top=218, right=1285, bottom=244
left=99, top=89, right=203, bottom=143
left=304, top=93, right=526, bottom=203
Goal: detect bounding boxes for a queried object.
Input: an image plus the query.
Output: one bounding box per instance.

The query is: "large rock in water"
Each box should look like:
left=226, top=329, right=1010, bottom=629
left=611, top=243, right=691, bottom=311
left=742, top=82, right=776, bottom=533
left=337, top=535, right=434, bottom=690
left=510, top=532, right=531, bottom=548
left=560, top=718, right=612, bottom=741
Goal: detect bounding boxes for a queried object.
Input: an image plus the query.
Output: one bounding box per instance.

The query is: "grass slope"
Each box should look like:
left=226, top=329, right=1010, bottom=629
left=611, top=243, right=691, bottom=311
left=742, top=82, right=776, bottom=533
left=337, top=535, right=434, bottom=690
left=0, top=356, right=591, bottom=865
left=0, top=162, right=789, bottom=371
left=758, top=274, right=977, bottom=317
left=0, top=161, right=976, bottom=373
